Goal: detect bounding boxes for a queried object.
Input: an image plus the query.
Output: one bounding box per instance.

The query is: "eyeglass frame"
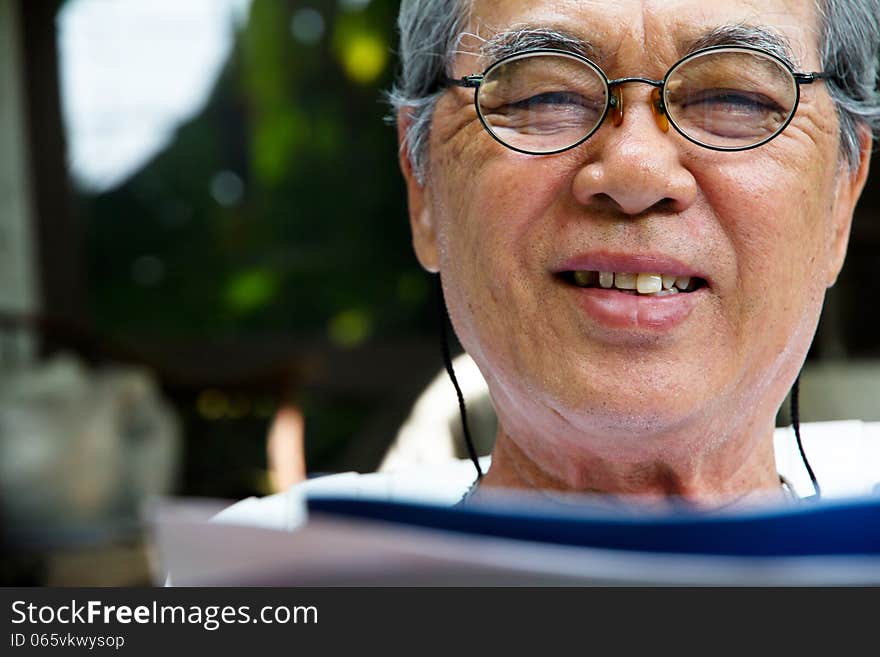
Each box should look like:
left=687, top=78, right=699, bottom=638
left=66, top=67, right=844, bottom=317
left=444, top=44, right=830, bottom=155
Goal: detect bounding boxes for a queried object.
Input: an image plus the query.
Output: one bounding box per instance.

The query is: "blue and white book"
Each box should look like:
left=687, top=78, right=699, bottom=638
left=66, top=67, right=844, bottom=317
left=154, top=493, right=880, bottom=586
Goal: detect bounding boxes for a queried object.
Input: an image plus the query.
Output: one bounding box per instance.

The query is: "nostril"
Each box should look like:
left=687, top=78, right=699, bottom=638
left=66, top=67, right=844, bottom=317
left=569, top=188, right=625, bottom=214
left=588, top=193, right=623, bottom=213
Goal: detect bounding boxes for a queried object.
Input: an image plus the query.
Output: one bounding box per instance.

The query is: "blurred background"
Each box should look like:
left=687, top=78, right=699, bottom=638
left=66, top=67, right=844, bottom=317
left=0, top=0, right=877, bottom=585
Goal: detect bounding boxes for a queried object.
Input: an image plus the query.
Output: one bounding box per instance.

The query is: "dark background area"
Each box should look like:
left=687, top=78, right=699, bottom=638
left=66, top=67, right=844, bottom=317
left=21, top=0, right=445, bottom=503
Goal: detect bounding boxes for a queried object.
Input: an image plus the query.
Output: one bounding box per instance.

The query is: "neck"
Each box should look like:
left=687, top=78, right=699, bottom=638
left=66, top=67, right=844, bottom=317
left=475, top=422, right=784, bottom=510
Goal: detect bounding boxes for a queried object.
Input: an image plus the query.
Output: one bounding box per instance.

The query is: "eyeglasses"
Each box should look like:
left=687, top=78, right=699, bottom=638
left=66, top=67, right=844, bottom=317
left=446, top=45, right=828, bottom=154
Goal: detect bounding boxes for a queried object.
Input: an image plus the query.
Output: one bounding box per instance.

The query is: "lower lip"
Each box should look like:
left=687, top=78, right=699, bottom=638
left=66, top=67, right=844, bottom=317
left=572, top=286, right=705, bottom=330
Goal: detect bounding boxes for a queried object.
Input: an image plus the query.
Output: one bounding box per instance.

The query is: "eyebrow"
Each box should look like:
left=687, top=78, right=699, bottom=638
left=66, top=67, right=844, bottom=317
left=479, top=23, right=798, bottom=70
left=480, top=25, right=599, bottom=63
left=683, top=24, right=797, bottom=68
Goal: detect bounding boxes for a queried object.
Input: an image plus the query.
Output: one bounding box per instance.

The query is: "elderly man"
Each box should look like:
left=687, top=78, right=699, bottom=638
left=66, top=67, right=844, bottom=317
left=393, top=0, right=878, bottom=505
left=221, top=0, right=879, bottom=524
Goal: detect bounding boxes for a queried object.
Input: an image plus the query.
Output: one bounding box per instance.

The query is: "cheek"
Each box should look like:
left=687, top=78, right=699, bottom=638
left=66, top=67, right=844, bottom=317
left=444, top=150, right=577, bottom=248
left=431, top=147, right=575, bottom=366
left=435, top=148, right=572, bottom=287
left=699, top=155, right=833, bottom=357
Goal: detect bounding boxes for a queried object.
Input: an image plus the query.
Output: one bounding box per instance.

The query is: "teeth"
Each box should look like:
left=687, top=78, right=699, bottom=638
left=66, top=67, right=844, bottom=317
left=614, top=272, right=637, bottom=290
left=568, top=270, right=700, bottom=295
left=636, top=273, right=663, bottom=294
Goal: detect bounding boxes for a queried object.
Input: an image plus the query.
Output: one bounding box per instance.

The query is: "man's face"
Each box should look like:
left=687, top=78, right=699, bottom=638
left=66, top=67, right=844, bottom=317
left=403, top=0, right=870, bottom=458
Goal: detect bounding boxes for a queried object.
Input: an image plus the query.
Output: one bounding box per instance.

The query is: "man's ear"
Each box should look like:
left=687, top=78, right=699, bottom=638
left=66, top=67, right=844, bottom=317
left=398, top=109, right=440, bottom=273
left=827, top=125, right=872, bottom=287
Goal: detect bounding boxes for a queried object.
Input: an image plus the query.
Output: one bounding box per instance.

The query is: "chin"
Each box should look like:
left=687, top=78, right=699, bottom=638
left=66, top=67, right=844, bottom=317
left=548, top=381, right=710, bottom=436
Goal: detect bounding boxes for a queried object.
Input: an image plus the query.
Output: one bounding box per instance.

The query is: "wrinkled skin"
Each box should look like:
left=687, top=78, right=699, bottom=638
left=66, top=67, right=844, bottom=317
left=399, top=0, right=872, bottom=506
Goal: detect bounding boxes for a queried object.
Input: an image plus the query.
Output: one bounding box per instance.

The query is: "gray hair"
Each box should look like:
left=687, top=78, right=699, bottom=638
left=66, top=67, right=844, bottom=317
left=818, top=0, right=880, bottom=168
left=389, top=0, right=880, bottom=182
left=387, top=0, right=471, bottom=184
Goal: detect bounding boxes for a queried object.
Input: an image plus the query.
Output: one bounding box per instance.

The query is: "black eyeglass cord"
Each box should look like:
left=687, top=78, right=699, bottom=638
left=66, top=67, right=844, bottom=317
left=791, top=375, right=821, bottom=499
left=436, top=275, right=484, bottom=480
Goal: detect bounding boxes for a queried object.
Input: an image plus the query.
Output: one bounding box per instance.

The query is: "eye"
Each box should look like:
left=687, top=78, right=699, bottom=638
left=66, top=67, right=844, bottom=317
left=678, top=88, right=784, bottom=114
left=507, top=91, right=593, bottom=108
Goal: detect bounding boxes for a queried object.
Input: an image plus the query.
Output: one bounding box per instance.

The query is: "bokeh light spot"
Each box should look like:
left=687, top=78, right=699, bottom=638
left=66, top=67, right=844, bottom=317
left=328, top=308, right=373, bottom=348
left=225, top=269, right=279, bottom=314
left=197, top=389, right=230, bottom=421
left=210, top=170, right=245, bottom=206
left=211, top=171, right=244, bottom=208
left=340, top=33, right=387, bottom=84
left=291, top=8, right=324, bottom=45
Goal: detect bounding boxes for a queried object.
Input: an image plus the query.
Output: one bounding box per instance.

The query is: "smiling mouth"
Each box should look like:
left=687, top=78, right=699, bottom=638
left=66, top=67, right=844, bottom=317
left=559, top=270, right=707, bottom=296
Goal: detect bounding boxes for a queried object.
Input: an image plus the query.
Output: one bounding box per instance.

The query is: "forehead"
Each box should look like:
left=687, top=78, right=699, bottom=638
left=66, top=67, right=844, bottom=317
left=468, top=0, right=820, bottom=68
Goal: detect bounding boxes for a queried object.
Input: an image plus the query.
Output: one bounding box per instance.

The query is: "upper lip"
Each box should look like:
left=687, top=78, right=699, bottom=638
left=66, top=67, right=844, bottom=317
left=554, top=251, right=710, bottom=284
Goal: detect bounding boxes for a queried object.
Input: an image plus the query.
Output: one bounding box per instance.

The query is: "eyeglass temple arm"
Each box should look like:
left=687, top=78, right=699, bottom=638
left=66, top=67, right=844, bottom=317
left=794, top=72, right=830, bottom=85
left=445, top=75, right=483, bottom=89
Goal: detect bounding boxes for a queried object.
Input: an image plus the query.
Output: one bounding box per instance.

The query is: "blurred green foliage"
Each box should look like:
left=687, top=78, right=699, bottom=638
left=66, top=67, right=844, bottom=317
left=79, top=0, right=439, bottom=494
left=84, top=0, right=428, bottom=342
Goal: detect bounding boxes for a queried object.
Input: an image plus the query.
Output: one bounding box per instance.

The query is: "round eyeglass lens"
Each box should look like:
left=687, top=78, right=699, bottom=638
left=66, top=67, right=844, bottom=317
left=663, top=48, right=798, bottom=149
left=477, top=52, right=608, bottom=154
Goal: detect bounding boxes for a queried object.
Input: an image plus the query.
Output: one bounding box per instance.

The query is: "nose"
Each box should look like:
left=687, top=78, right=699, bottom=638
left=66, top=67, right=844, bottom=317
left=571, top=92, right=697, bottom=216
